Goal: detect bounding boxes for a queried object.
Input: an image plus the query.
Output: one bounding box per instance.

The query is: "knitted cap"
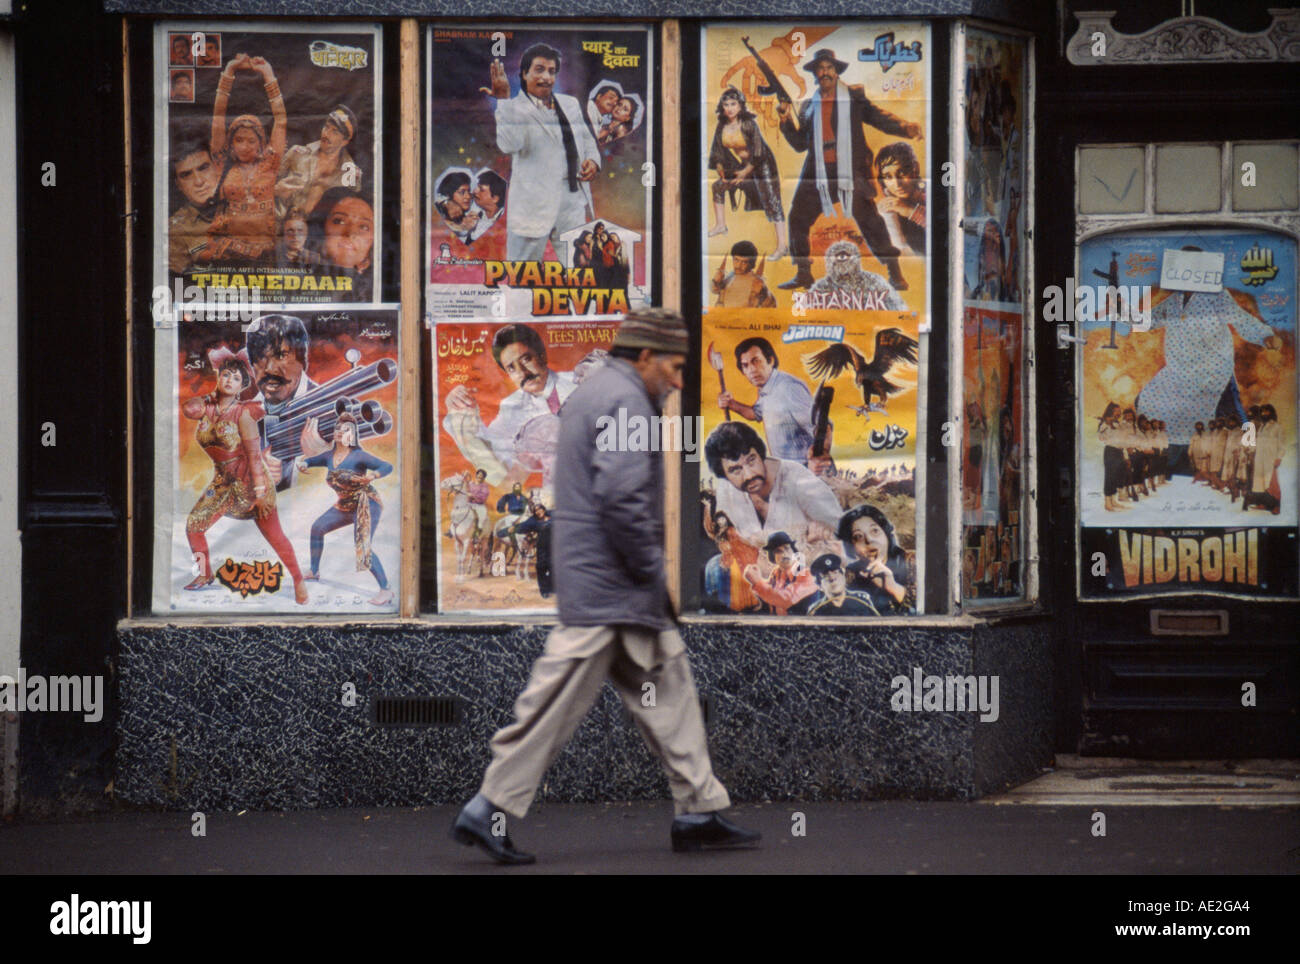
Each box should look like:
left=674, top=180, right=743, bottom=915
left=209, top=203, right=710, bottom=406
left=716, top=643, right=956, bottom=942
left=612, top=307, right=690, bottom=355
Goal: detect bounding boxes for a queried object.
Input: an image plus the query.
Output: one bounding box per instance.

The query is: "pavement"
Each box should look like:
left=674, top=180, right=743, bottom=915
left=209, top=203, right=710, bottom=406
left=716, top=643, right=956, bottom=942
left=3, top=797, right=1297, bottom=874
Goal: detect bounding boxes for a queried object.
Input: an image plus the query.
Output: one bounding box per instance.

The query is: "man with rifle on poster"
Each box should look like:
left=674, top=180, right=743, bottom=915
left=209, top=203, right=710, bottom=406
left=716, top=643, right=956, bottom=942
left=770, top=46, right=923, bottom=293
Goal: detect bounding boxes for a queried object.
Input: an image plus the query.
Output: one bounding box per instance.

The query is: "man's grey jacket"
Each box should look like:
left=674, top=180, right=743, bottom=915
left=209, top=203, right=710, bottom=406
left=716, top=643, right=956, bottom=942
left=553, top=356, right=672, bottom=632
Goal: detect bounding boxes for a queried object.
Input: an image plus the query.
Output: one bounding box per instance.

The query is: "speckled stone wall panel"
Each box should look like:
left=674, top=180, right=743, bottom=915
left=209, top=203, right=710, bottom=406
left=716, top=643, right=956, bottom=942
left=104, top=1, right=1035, bottom=19
left=117, top=617, right=1053, bottom=809
left=971, top=618, right=1055, bottom=796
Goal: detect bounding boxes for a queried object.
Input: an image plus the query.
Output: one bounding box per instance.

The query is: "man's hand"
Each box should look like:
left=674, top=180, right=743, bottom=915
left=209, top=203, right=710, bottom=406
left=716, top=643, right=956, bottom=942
left=808, top=453, right=834, bottom=477
left=717, top=391, right=733, bottom=412
left=742, top=563, right=763, bottom=586
left=776, top=101, right=792, bottom=119
left=446, top=384, right=480, bottom=415
left=480, top=59, right=510, bottom=99
left=903, top=121, right=924, bottom=140
left=300, top=417, right=329, bottom=458
left=578, top=159, right=599, bottom=182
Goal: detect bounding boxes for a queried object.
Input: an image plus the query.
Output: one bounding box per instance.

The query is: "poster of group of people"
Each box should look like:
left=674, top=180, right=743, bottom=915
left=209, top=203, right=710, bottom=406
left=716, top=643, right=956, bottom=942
left=697, top=21, right=928, bottom=617
left=699, top=312, right=921, bottom=616
left=155, top=22, right=383, bottom=305
left=1078, top=228, right=1298, bottom=598
left=960, top=28, right=1028, bottom=602
left=426, top=24, right=654, bottom=320
left=154, top=307, right=402, bottom=613
left=433, top=318, right=619, bottom=613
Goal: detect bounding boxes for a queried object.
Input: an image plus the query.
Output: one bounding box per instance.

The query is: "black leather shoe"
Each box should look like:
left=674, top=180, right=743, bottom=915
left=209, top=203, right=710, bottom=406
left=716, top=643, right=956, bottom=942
left=777, top=274, right=815, bottom=290
left=450, top=802, right=536, bottom=865
left=671, top=811, right=762, bottom=852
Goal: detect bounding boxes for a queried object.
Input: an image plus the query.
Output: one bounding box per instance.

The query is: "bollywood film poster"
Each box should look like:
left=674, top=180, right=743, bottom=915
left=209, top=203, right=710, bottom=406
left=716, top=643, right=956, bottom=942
left=700, top=21, right=930, bottom=322
left=153, top=307, right=401, bottom=614
left=154, top=22, right=382, bottom=307
left=699, top=312, right=921, bottom=617
left=960, top=28, right=1028, bottom=602
left=427, top=25, right=653, bottom=319
left=1078, top=228, right=1298, bottom=599
left=698, top=22, right=928, bottom=617
left=434, top=317, right=619, bottom=613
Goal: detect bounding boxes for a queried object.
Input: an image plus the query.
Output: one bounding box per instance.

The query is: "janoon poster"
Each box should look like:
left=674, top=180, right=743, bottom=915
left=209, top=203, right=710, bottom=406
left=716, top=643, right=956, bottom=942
left=154, top=306, right=401, bottom=613
left=434, top=317, right=619, bottom=613
left=1077, top=228, right=1297, bottom=598
left=427, top=24, right=653, bottom=319
left=154, top=22, right=383, bottom=306
left=699, top=312, right=921, bottom=616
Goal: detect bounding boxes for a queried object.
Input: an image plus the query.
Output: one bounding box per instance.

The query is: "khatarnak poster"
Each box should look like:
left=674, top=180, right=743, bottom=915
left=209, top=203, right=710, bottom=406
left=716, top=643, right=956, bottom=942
left=153, top=306, right=401, bottom=613
left=1077, top=228, right=1298, bottom=599
left=699, top=312, right=921, bottom=616
left=434, top=317, right=619, bottom=613
left=700, top=22, right=929, bottom=324
left=154, top=22, right=382, bottom=307
left=961, top=28, right=1028, bottom=602
left=426, top=25, right=653, bottom=319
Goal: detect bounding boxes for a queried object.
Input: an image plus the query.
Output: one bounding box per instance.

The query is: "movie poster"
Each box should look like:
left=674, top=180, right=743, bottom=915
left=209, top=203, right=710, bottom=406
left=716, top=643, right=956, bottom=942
left=154, top=306, right=401, bottom=613
left=698, top=22, right=928, bottom=616
left=434, top=317, right=619, bottom=613
left=960, top=28, right=1027, bottom=602
left=154, top=22, right=382, bottom=307
left=426, top=25, right=653, bottom=319
left=699, top=313, right=921, bottom=616
left=961, top=308, right=1024, bottom=599
left=700, top=22, right=929, bottom=322
left=1077, top=228, right=1298, bottom=598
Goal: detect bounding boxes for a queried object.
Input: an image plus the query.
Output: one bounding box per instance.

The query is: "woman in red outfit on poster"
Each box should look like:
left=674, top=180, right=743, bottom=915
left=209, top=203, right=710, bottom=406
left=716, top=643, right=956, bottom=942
left=182, top=355, right=308, bottom=605
left=207, top=53, right=287, bottom=263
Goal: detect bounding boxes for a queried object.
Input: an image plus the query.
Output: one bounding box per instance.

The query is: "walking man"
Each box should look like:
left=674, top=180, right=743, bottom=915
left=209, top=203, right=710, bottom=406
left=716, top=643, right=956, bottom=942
left=452, top=308, right=761, bottom=864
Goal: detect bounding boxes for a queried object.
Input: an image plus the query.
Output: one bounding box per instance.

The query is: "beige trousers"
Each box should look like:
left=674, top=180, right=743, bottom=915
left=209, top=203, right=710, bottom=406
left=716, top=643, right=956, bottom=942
left=480, top=623, right=731, bottom=818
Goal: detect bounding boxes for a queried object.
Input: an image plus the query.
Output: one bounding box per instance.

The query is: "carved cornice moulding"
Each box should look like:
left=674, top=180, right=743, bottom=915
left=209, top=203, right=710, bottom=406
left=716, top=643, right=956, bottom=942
left=1067, top=8, right=1300, bottom=65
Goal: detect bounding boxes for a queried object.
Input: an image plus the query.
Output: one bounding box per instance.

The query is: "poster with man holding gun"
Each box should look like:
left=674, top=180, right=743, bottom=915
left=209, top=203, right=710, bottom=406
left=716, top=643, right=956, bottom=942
left=155, top=306, right=401, bottom=614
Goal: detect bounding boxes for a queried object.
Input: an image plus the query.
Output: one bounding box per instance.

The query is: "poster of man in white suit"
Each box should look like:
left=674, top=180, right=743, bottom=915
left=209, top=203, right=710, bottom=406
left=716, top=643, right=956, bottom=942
left=426, top=25, right=654, bottom=320
left=483, top=43, right=600, bottom=261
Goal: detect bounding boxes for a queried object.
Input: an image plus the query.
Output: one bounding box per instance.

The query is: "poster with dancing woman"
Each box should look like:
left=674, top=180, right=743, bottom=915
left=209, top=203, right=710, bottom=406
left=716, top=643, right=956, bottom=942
left=153, top=22, right=382, bottom=308
left=153, top=306, right=401, bottom=613
left=426, top=24, right=654, bottom=319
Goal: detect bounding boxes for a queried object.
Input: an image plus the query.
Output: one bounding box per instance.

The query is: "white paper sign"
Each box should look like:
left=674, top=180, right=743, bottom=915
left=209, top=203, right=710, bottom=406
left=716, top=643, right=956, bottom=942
left=1161, top=248, right=1224, bottom=292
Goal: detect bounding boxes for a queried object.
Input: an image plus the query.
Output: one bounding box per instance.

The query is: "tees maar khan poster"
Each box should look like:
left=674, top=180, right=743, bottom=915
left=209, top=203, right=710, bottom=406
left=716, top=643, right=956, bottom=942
left=433, top=317, right=619, bottom=613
